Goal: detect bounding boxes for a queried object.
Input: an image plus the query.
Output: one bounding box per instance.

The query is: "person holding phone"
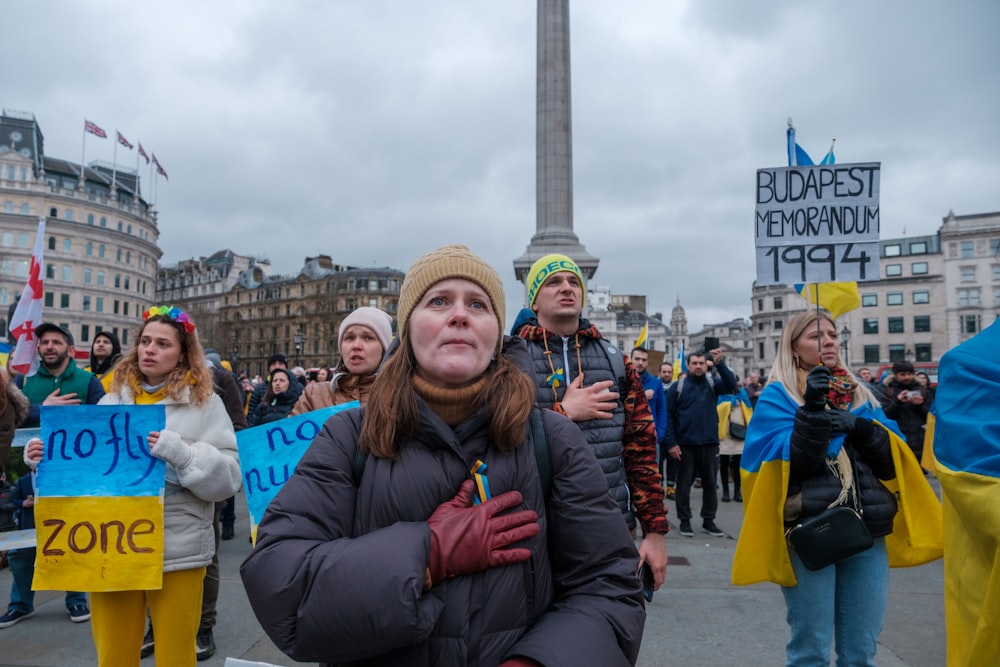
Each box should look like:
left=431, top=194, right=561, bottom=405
left=883, top=360, right=931, bottom=465
left=241, top=245, right=646, bottom=667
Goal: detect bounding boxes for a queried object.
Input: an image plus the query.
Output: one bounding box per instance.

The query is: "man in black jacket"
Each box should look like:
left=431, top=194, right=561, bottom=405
left=664, top=349, right=736, bottom=537
left=883, top=360, right=930, bottom=464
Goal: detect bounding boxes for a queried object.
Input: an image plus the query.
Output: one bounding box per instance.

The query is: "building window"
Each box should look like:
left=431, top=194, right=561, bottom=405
left=863, top=318, right=879, bottom=334
left=98, top=244, right=105, bottom=258
left=862, top=293, right=877, bottom=307
left=48, top=237, right=56, bottom=250
left=884, top=244, right=901, bottom=257
left=81, top=324, right=90, bottom=342
left=62, top=239, right=71, bottom=252
left=113, top=300, right=120, bottom=314
left=87, top=213, right=94, bottom=225
left=994, top=287, right=1000, bottom=306
left=961, top=241, right=974, bottom=258
left=60, top=293, right=70, bottom=308
left=911, top=262, right=928, bottom=275
left=889, top=344, right=906, bottom=362
left=96, top=271, right=105, bottom=286
left=116, top=249, right=122, bottom=262
left=61, top=265, right=71, bottom=281
left=84, top=268, right=92, bottom=284
left=774, top=296, right=783, bottom=309
left=45, top=292, right=54, bottom=307
left=960, top=266, right=976, bottom=282
left=96, top=297, right=104, bottom=312
left=124, top=276, right=130, bottom=290
left=888, top=317, right=904, bottom=333
left=64, top=209, right=74, bottom=221
left=914, top=315, right=931, bottom=332
left=913, top=290, right=930, bottom=304
left=910, top=241, right=928, bottom=254
left=887, top=292, right=903, bottom=306
left=100, top=217, right=107, bottom=227
left=46, top=264, right=55, bottom=279
left=83, top=296, right=91, bottom=311
left=957, top=288, right=981, bottom=307
left=86, top=242, right=93, bottom=256
left=863, top=345, right=880, bottom=364
left=757, top=322, right=765, bottom=331
left=915, top=343, right=932, bottom=362
left=774, top=320, right=783, bottom=330
left=962, top=314, right=980, bottom=335
left=885, top=264, right=902, bottom=277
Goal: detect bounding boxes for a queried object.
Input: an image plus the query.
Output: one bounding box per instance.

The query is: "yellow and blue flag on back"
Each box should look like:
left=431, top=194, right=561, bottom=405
left=932, top=318, right=1000, bottom=665
left=732, top=381, right=943, bottom=587
left=671, top=340, right=686, bottom=382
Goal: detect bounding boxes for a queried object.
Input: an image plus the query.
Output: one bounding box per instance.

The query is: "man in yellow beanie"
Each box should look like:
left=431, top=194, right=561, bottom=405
left=516, top=254, right=669, bottom=591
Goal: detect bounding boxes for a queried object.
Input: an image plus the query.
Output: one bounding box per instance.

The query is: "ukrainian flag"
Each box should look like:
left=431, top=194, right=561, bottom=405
left=0, top=342, right=10, bottom=368
left=795, top=282, right=862, bottom=320
left=932, top=318, right=1000, bottom=665
left=671, top=341, right=686, bottom=382
left=732, top=381, right=943, bottom=587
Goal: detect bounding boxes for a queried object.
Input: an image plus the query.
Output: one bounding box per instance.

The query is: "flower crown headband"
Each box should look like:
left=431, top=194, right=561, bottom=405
left=143, top=305, right=196, bottom=334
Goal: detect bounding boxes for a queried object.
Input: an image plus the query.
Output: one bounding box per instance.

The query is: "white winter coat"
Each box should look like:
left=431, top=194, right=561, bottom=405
left=100, top=385, right=241, bottom=571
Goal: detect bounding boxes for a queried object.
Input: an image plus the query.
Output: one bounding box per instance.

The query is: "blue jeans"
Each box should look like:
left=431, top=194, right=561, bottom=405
left=6, top=548, right=88, bottom=613
left=781, top=537, right=889, bottom=667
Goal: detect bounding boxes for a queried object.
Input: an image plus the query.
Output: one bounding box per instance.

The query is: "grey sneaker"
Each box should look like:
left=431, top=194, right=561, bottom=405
left=0, top=609, right=34, bottom=629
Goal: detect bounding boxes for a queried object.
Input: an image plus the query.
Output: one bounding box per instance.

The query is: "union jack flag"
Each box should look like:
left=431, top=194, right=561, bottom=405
left=84, top=119, right=107, bottom=138
left=116, top=131, right=134, bottom=149
left=152, top=153, right=168, bottom=180
left=138, top=143, right=150, bottom=164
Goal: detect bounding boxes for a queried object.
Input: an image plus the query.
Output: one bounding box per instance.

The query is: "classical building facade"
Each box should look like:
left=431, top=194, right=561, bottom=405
left=156, top=251, right=404, bottom=377
left=1, top=109, right=161, bottom=350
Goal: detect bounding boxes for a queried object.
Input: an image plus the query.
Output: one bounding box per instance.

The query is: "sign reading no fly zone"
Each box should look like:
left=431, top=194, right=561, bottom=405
left=754, top=162, right=881, bottom=286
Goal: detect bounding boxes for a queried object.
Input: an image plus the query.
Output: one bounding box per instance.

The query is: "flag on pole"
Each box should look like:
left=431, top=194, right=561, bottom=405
left=788, top=122, right=859, bottom=319
left=137, top=143, right=150, bottom=164
left=116, top=131, right=134, bottom=150
left=8, top=218, right=46, bottom=377
left=152, top=153, right=168, bottom=180
left=84, top=120, right=107, bottom=138
left=634, top=321, right=648, bottom=349
left=672, top=340, right=687, bottom=382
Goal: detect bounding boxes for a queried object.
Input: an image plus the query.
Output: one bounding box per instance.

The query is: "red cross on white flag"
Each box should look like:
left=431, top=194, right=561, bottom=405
left=9, top=218, right=46, bottom=377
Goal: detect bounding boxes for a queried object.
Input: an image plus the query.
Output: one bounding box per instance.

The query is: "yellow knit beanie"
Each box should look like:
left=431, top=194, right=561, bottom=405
left=397, top=245, right=505, bottom=353
left=525, top=254, right=586, bottom=308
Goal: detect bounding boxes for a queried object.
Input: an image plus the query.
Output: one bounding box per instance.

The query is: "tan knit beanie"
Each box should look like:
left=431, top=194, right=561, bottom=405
left=397, top=244, right=505, bottom=353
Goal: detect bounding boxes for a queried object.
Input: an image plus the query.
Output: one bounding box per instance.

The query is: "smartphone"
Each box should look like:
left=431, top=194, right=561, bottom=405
left=637, top=562, right=654, bottom=602
left=704, top=336, right=720, bottom=351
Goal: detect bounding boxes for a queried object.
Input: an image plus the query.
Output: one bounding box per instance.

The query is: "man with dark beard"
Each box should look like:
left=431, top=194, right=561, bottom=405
left=15, top=323, right=104, bottom=427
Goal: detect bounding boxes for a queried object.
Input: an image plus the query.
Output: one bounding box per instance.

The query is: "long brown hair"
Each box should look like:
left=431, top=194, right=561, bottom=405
left=360, top=330, right=535, bottom=458
left=110, top=315, right=214, bottom=405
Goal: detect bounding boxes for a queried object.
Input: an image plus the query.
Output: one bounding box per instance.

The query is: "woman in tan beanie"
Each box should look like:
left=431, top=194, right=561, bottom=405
left=243, top=245, right=645, bottom=667
left=290, top=306, right=393, bottom=415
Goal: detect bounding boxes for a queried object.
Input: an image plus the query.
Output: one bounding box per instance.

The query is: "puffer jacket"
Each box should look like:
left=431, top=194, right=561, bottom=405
left=241, top=374, right=645, bottom=665
left=787, top=408, right=898, bottom=537
left=290, top=372, right=376, bottom=416
left=249, top=389, right=298, bottom=426
left=100, top=385, right=242, bottom=570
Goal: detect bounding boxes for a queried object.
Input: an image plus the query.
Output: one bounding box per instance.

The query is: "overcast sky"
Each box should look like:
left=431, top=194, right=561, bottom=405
left=5, top=1, right=998, bottom=331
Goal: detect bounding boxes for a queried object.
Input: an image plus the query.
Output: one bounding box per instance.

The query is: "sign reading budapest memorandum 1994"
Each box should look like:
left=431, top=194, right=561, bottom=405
left=754, top=162, right=881, bottom=286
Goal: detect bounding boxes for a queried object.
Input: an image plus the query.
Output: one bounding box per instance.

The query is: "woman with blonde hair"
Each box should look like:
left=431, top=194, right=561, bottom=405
left=27, top=306, right=242, bottom=666
left=733, top=310, right=942, bottom=666
left=242, top=245, right=645, bottom=667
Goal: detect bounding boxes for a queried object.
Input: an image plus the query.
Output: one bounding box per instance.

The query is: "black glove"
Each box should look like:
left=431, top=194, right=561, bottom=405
left=802, top=366, right=831, bottom=412
left=826, top=409, right=857, bottom=434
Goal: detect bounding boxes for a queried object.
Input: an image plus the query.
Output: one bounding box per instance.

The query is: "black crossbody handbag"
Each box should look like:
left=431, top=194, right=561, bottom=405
left=786, top=449, right=873, bottom=571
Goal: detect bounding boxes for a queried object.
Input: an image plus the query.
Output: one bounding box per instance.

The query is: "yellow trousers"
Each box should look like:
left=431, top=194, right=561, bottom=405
left=90, top=567, right=205, bottom=667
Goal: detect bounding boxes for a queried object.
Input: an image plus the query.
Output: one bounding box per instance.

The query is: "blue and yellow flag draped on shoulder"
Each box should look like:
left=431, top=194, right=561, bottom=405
left=717, top=392, right=752, bottom=441
left=732, top=381, right=943, bottom=587
left=932, top=318, right=1000, bottom=665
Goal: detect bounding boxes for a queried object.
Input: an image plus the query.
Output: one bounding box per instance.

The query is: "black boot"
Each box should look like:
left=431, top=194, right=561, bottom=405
left=721, top=482, right=731, bottom=503
left=733, top=479, right=742, bottom=502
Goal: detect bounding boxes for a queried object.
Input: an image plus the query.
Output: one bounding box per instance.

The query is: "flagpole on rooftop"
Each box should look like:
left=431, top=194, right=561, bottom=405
left=79, top=119, right=88, bottom=188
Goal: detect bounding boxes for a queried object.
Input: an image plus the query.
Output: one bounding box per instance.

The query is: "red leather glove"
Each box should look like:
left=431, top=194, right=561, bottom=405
left=427, top=480, right=540, bottom=586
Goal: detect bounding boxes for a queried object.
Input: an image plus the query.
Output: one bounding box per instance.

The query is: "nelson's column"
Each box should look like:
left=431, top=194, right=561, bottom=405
left=513, top=0, right=599, bottom=295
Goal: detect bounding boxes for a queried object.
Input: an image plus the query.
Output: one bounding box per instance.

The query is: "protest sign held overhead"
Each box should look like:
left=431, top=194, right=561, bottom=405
left=33, top=405, right=166, bottom=592
left=755, top=162, right=881, bottom=286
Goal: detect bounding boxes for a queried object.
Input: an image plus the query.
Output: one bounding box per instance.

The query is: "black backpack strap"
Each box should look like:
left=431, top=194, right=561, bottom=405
left=597, top=338, right=628, bottom=397
left=530, top=408, right=553, bottom=499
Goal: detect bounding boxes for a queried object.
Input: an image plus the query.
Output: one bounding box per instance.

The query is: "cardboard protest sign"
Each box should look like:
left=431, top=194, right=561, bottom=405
left=237, top=402, right=360, bottom=529
left=755, top=162, right=881, bottom=286
left=33, top=405, right=166, bottom=592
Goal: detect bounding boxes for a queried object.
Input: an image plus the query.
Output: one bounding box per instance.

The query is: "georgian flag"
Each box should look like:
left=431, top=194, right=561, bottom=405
left=8, top=218, right=46, bottom=377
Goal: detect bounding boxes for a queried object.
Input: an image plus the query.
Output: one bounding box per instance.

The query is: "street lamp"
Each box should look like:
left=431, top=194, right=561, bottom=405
left=839, top=325, right=851, bottom=367
left=230, top=330, right=238, bottom=374
left=293, top=328, right=303, bottom=368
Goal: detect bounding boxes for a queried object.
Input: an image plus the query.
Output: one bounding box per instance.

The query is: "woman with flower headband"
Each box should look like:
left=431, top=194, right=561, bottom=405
left=25, top=305, right=242, bottom=665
